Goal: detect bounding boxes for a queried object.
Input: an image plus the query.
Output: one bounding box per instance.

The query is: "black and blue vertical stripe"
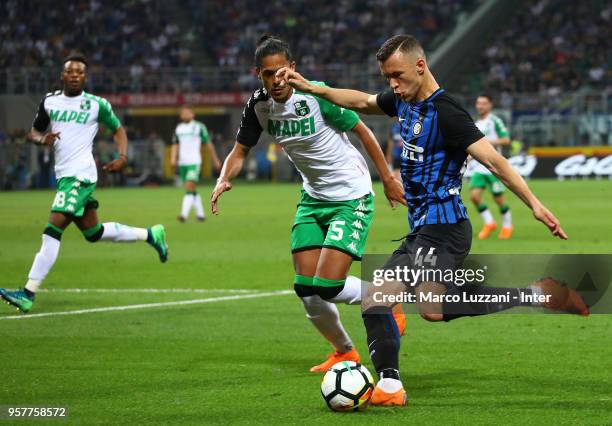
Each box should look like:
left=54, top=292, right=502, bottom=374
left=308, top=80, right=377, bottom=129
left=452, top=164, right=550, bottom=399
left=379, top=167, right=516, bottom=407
left=396, top=88, right=469, bottom=230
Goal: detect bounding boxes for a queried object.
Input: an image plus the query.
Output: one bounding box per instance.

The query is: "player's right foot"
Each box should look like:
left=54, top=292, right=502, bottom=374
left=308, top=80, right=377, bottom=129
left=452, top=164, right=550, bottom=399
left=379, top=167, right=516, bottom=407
left=371, top=385, right=408, bottom=406
left=147, top=224, right=168, bottom=263
left=498, top=226, right=513, bottom=239
left=478, top=222, right=497, bottom=240
left=531, top=277, right=589, bottom=316
left=196, top=216, right=206, bottom=222
left=177, top=215, right=186, bottom=223
left=0, top=288, right=34, bottom=313
left=309, top=348, right=360, bottom=372
left=392, top=304, right=406, bottom=336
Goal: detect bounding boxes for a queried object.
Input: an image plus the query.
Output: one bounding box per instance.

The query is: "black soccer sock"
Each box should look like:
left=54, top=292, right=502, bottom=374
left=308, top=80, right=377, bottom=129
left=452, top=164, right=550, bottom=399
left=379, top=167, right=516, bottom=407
left=362, top=307, right=401, bottom=376
left=442, top=284, right=533, bottom=321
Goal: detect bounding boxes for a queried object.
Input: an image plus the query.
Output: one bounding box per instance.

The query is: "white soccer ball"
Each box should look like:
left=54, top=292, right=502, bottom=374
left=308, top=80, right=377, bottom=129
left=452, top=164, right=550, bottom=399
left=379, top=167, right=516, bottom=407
left=321, top=361, right=375, bottom=412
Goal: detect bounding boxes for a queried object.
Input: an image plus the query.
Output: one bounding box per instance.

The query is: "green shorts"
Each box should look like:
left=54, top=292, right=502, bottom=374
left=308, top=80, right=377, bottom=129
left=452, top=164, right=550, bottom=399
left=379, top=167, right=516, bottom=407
left=291, top=191, right=375, bottom=260
left=470, top=172, right=505, bottom=195
left=51, top=177, right=99, bottom=217
left=179, top=164, right=201, bottom=183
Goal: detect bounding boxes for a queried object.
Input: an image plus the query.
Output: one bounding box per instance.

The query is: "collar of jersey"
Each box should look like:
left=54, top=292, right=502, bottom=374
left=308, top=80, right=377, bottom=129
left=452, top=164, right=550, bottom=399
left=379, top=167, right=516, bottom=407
left=409, top=87, right=444, bottom=106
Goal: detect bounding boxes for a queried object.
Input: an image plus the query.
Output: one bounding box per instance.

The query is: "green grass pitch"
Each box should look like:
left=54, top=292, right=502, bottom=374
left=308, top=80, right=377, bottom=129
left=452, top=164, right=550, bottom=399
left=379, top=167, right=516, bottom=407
left=0, top=180, right=610, bottom=424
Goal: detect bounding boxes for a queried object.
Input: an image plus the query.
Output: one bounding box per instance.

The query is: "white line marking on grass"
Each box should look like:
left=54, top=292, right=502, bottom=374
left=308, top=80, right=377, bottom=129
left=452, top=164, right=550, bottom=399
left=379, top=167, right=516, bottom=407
left=38, top=288, right=261, bottom=294
left=0, top=290, right=293, bottom=321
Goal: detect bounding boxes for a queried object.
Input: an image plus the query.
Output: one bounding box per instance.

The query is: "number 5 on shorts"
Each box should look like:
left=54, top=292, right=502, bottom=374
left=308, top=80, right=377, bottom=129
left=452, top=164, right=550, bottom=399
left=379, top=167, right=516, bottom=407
left=52, top=192, right=65, bottom=208
left=329, top=220, right=345, bottom=241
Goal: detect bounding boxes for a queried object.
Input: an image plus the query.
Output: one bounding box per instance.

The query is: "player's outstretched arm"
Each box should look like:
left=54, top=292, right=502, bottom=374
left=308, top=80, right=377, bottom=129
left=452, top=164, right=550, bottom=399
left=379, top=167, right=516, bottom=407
left=103, top=126, right=128, bottom=172
left=276, top=67, right=384, bottom=115
left=211, top=142, right=250, bottom=215
left=351, top=120, right=405, bottom=208
left=467, top=138, right=567, bottom=239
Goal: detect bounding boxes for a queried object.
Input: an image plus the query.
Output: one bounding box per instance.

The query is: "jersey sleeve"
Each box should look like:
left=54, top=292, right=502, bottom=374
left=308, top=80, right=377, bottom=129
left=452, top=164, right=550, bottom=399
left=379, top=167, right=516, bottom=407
left=376, top=89, right=398, bottom=117
left=32, top=97, right=50, bottom=132
left=236, top=91, right=264, bottom=147
left=493, top=116, right=509, bottom=138
left=436, top=96, right=484, bottom=151
left=311, top=82, right=359, bottom=132
left=96, top=97, right=121, bottom=132
left=199, top=122, right=209, bottom=144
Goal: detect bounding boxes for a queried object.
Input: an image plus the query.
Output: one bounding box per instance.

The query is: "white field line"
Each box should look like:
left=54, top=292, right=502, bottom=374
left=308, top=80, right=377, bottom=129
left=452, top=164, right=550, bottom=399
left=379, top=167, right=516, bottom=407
left=0, top=290, right=293, bottom=321
left=38, top=288, right=261, bottom=294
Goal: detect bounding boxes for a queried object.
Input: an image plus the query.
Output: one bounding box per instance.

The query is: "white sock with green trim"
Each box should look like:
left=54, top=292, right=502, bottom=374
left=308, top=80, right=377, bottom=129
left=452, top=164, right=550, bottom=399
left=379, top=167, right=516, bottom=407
left=100, top=223, right=148, bottom=242
left=301, top=295, right=353, bottom=353
left=25, top=234, right=61, bottom=292
left=330, top=275, right=363, bottom=305
left=194, top=194, right=205, bottom=218
left=181, top=194, right=194, bottom=219
left=480, top=208, right=494, bottom=225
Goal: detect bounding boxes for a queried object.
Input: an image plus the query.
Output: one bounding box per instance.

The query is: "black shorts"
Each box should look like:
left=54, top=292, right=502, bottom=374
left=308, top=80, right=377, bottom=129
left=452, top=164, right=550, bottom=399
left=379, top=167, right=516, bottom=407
left=382, top=219, right=472, bottom=288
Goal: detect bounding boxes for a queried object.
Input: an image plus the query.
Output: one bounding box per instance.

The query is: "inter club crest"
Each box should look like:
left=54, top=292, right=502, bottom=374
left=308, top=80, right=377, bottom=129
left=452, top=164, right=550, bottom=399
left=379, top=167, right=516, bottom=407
left=80, top=99, right=91, bottom=110
left=294, top=100, right=310, bottom=117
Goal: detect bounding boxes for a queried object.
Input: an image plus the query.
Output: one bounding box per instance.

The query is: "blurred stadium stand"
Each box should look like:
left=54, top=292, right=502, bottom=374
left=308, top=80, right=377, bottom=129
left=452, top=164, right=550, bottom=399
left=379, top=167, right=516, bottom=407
left=0, top=0, right=610, bottom=189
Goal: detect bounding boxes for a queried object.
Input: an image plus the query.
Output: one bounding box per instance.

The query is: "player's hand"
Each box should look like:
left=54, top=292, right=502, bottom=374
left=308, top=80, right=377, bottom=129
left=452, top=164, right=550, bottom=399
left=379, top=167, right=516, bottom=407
left=103, top=156, right=127, bottom=173
left=382, top=175, right=406, bottom=209
left=533, top=203, right=567, bottom=240
left=275, top=68, right=312, bottom=93
left=170, top=158, right=177, bottom=169
left=39, top=132, right=60, bottom=146
left=211, top=178, right=232, bottom=215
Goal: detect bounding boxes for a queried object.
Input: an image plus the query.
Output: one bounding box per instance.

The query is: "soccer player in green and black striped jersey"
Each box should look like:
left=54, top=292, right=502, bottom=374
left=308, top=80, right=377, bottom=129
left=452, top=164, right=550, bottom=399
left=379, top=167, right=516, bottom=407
left=0, top=54, right=168, bottom=314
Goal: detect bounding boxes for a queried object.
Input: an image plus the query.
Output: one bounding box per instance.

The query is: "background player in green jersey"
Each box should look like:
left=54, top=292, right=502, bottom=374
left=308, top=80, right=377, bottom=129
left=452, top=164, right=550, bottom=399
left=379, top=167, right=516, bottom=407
left=171, top=106, right=221, bottom=222
left=0, top=54, right=168, bottom=313
left=470, top=95, right=513, bottom=239
left=211, top=36, right=406, bottom=372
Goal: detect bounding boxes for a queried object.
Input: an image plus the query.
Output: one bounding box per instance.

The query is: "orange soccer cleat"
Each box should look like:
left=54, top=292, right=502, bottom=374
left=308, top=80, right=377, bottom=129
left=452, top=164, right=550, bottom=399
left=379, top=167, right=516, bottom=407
left=498, top=226, right=513, bottom=239
left=309, top=348, right=360, bottom=372
left=371, top=385, right=408, bottom=406
left=531, top=277, right=589, bottom=316
left=478, top=222, right=497, bottom=240
left=392, top=304, right=406, bottom=336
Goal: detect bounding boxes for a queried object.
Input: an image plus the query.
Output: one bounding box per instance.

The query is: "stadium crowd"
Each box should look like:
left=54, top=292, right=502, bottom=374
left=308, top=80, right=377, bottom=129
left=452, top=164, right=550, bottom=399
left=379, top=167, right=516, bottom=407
left=471, top=0, right=611, bottom=105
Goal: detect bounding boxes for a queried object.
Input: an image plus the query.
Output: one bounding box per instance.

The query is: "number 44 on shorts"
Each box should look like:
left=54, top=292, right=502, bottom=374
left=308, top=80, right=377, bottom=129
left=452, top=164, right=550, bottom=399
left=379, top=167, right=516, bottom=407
left=414, top=247, right=437, bottom=266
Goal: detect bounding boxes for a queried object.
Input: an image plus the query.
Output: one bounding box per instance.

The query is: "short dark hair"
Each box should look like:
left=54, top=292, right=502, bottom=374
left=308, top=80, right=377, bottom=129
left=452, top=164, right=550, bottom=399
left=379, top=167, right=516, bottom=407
left=376, top=35, right=424, bottom=62
left=254, top=35, right=292, bottom=67
left=63, top=52, right=88, bottom=69
left=477, top=94, right=493, bottom=102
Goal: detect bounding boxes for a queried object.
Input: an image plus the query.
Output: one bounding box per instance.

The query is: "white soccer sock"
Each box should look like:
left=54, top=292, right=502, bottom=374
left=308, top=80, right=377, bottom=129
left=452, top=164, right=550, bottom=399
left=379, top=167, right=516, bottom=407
left=181, top=194, right=194, bottom=219
left=301, top=295, right=353, bottom=353
left=377, top=378, right=404, bottom=393
left=26, top=234, right=61, bottom=292
left=502, top=210, right=512, bottom=228
left=193, top=194, right=205, bottom=218
left=100, top=222, right=148, bottom=242
left=480, top=208, right=495, bottom=225
left=330, top=275, right=363, bottom=305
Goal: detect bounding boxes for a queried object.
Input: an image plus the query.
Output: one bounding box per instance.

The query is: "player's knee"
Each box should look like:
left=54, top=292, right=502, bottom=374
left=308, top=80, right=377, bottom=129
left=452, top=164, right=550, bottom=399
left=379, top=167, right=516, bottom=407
left=420, top=312, right=444, bottom=322
left=82, top=224, right=104, bottom=243
left=470, top=192, right=481, bottom=205
left=294, top=275, right=316, bottom=298
left=313, top=276, right=344, bottom=300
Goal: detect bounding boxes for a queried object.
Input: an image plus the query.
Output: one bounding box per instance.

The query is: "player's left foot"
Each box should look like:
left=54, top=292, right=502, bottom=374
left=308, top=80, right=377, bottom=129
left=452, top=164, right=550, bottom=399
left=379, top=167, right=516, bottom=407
left=177, top=215, right=186, bottom=223
left=147, top=224, right=168, bottom=263
left=371, top=385, right=408, bottom=406
left=0, top=288, right=34, bottom=313
left=498, top=226, right=513, bottom=239
left=392, top=304, right=406, bottom=336
left=309, top=348, right=360, bottom=372
left=478, top=222, right=497, bottom=240
left=531, top=277, right=589, bottom=316
left=196, top=216, right=206, bottom=222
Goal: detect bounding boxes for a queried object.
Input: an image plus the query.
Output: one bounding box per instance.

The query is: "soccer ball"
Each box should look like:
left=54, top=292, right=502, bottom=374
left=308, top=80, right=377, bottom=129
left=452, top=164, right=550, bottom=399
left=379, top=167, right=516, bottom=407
left=321, top=361, right=375, bottom=412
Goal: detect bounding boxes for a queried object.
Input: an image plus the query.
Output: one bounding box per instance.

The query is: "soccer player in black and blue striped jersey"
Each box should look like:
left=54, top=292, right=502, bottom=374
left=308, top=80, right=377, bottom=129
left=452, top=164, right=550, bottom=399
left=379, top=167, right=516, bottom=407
left=277, top=34, right=588, bottom=406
